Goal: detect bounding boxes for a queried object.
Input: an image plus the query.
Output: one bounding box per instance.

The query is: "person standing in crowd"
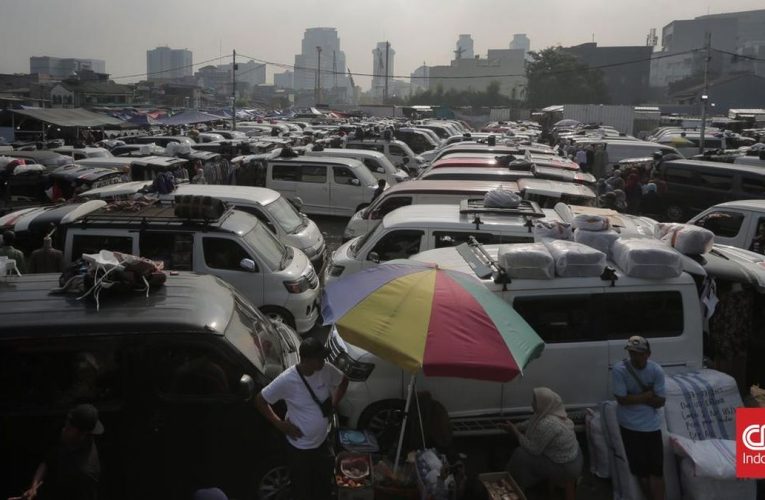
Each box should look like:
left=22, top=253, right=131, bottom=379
left=574, top=148, right=588, bottom=171
left=19, top=404, right=103, bottom=500
left=372, top=179, right=386, bottom=202
left=641, top=183, right=661, bottom=218
left=28, top=236, right=65, bottom=274
left=256, top=338, right=349, bottom=500
left=624, top=171, right=643, bottom=214
left=613, top=336, right=666, bottom=500
left=0, top=230, right=26, bottom=274
left=501, top=387, right=582, bottom=499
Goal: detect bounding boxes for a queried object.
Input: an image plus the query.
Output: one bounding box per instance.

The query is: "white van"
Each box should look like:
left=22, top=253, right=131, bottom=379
left=330, top=241, right=704, bottom=434
left=325, top=201, right=549, bottom=282
left=688, top=199, right=765, bottom=251
left=305, top=147, right=409, bottom=185
left=80, top=183, right=329, bottom=271
left=577, top=139, right=682, bottom=169
left=343, top=139, right=423, bottom=173
left=58, top=199, right=321, bottom=334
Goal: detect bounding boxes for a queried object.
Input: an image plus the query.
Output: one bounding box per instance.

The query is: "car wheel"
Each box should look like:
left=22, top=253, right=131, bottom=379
left=256, top=462, right=291, bottom=500
left=357, top=399, right=406, bottom=451
left=666, top=205, right=684, bottom=222
left=260, top=307, right=296, bottom=330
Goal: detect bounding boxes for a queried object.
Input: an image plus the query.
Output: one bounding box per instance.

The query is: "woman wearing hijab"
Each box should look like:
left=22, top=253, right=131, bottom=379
left=500, top=387, right=582, bottom=495
left=612, top=189, right=628, bottom=212
left=624, top=172, right=643, bottom=214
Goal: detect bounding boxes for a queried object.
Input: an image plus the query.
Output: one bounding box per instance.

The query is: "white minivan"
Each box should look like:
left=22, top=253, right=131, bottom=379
left=80, top=183, right=329, bottom=271
left=343, top=139, right=423, bottom=174
left=329, top=242, right=704, bottom=434
left=305, top=147, right=409, bottom=185
left=325, top=202, right=549, bottom=282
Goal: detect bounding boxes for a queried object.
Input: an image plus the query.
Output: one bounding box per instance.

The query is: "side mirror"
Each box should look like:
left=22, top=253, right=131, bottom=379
left=240, top=258, right=257, bottom=272
left=350, top=178, right=360, bottom=186
left=239, top=374, right=255, bottom=402
left=368, top=251, right=381, bottom=263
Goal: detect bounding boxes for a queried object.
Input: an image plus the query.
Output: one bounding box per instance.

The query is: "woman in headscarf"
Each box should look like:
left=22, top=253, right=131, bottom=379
left=624, top=172, right=643, bottom=214
left=612, top=189, right=628, bottom=211
left=500, top=387, right=582, bottom=494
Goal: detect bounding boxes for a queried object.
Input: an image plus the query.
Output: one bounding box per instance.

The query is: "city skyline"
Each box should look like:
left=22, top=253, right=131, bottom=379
left=1, top=0, right=764, bottom=90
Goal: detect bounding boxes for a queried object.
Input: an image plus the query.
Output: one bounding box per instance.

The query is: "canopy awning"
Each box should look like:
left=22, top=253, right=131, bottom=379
left=10, top=108, right=124, bottom=127
left=159, top=110, right=223, bottom=126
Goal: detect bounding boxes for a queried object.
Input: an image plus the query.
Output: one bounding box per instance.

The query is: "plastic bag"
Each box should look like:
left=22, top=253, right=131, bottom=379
left=483, top=187, right=521, bottom=208
left=572, top=213, right=610, bottom=231
left=498, top=243, right=555, bottom=279
left=611, top=238, right=683, bottom=279
left=657, top=223, right=715, bottom=255
left=533, top=219, right=573, bottom=240
left=543, top=239, right=606, bottom=277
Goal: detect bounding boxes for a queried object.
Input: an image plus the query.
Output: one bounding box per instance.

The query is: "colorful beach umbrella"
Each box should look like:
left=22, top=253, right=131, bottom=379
left=321, top=260, right=544, bottom=383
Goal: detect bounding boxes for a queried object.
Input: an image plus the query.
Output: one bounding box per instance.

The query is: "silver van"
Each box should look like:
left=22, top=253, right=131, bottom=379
left=80, top=183, right=328, bottom=271
left=343, top=139, right=423, bottom=173
left=305, top=147, right=409, bottom=185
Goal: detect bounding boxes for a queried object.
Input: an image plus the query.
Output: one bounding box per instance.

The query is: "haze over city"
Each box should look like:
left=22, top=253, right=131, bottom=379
left=2, top=0, right=765, bottom=88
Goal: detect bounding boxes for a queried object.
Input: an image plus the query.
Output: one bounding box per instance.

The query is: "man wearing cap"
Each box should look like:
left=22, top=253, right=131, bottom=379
left=21, top=404, right=102, bottom=500
left=612, top=336, right=666, bottom=500
left=256, top=337, right=349, bottom=500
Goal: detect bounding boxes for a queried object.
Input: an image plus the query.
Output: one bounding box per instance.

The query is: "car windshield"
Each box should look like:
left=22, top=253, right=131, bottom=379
left=244, top=220, right=288, bottom=270
left=265, top=196, right=305, bottom=234
left=350, top=220, right=382, bottom=257
left=352, top=163, right=378, bottom=185
left=225, top=296, right=285, bottom=376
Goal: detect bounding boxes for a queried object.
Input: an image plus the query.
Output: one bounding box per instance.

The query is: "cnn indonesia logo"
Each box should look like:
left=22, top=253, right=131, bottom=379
left=737, top=408, right=765, bottom=477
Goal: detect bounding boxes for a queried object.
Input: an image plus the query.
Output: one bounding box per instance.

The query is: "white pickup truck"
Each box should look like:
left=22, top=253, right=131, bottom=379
left=689, top=200, right=765, bottom=253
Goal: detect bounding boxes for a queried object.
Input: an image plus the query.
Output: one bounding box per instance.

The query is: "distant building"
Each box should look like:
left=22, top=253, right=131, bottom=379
left=563, top=42, right=652, bottom=105
left=30, top=57, right=105, bottom=79
left=669, top=73, right=765, bottom=113
left=428, top=49, right=526, bottom=99
left=509, top=34, right=530, bottom=55
left=195, top=65, right=231, bottom=95
left=221, top=60, right=265, bottom=87
left=274, top=70, right=294, bottom=89
left=651, top=9, right=765, bottom=89
left=456, top=35, right=474, bottom=59
left=293, top=28, right=350, bottom=104
left=146, top=47, right=193, bottom=81
left=49, top=77, right=133, bottom=108
left=410, top=64, right=430, bottom=95
left=371, top=42, right=395, bottom=101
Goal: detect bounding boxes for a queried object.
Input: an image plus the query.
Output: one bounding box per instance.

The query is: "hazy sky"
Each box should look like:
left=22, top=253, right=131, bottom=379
left=1, top=0, right=763, bottom=89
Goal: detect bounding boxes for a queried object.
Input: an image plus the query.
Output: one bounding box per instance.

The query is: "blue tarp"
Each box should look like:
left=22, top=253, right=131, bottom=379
left=160, top=110, right=224, bottom=126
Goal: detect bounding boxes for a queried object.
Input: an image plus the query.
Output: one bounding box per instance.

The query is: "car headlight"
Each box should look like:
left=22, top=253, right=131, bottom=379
left=329, top=265, right=345, bottom=277
left=331, top=351, right=375, bottom=381
left=283, top=276, right=310, bottom=293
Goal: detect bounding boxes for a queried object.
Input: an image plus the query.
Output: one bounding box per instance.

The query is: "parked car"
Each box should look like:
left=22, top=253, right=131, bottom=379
left=688, top=199, right=765, bottom=252
left=305, top=147, right=409, bottom=185
left=0, top=272, right=297, bottom=500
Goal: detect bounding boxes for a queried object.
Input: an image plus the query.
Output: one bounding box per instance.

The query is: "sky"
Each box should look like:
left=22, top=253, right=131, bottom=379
left=1, top=0, right=764, bottom=89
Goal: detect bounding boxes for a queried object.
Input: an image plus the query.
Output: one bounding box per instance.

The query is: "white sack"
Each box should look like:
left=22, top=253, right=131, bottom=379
left=670, top=434, right=735, bottom=480
left=483, top=187, right=521, bottom=208
left=678, top=456, right=755, bottom=500
left=497, top=243, right=555, bottom=279
left=543, top=239, right=606, bottom=277
left=657, top=223, right=715, bottom=255
left=532, top=219, right=572, bottom=241
left=574, top=228, right=619, bottom=256
left=585, top=408, right=610, bottom=479
left=572, top=213, right=610, bottom=231
left=611, top=238, right=683, bottom=279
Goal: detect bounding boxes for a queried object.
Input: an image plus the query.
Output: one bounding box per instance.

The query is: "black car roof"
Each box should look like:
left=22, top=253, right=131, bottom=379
left=664, top=159, right=765, bottom=177
left=0, top=273, right=234, bottom=339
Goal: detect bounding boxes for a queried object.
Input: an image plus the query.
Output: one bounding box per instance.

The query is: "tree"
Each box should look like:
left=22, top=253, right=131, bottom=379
left=525, top=47, right=610, bottom=108
left=406, top=81, right=514, bottom=107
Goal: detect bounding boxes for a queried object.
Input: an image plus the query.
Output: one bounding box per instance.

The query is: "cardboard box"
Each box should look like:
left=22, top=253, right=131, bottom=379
left=479, top=472, right=527, bottom=500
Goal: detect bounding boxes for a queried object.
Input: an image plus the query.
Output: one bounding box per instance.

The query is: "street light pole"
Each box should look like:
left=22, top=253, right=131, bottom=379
left=232, top=49, right=237, bottom=131
left=698, top=32, right=711, bottom=155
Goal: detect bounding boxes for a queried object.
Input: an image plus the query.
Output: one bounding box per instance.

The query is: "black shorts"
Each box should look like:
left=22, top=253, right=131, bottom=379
left=619, top=427, right=663, bottom=478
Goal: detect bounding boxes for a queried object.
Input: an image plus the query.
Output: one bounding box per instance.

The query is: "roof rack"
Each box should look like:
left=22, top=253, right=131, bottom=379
left=459, top=198, right=543, bottom=231
left=76, top=196, right=233, bottom=227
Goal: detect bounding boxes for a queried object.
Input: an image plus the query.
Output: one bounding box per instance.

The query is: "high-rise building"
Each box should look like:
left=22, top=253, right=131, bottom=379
left=274, top=70, right=294, bottom=89
left=455, top=35, right=474, bottom=59
left=219, top=61, right=265, bottom=86
left=429, top=49, right=526, bottom=99
left=293, top=27, right=349, bottom=100
left=410, top=64, right=430, bottom=95
left=371, top=42, right=395, bottom=98
left=509, top=34, right=531, bottom=55
left=30, top=57, right=106, bottom=79
left=146, top=47, right=193, bottom=81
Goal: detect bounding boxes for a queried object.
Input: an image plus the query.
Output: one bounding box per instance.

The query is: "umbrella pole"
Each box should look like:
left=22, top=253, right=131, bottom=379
left=414, top=386, right=426, bottom=449
left=393, top=375, right=416, bottom=476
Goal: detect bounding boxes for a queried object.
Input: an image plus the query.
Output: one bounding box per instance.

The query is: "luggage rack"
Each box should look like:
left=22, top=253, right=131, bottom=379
left=76, top=197, right=233, bottom=227
left=459, top=198, right=544, bottom=231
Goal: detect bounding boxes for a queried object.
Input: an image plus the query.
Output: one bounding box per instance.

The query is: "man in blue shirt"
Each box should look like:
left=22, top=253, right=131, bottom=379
left=612, top=335, right=666, bottom=500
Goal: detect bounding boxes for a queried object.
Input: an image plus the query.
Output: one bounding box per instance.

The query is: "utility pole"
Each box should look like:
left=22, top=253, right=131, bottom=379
left=384, top=41, right=390, bottom=105
left=232, top=49, right=237, bottom=130
left=698, top=32, right=711, bottom=155
left=315, top=46, right=322, bottom=105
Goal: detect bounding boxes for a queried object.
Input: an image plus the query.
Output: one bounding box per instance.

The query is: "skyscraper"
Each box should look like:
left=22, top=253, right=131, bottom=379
left=30, top=57, right=106, bottom=79
left=371, top=42, right=395, bottom=97
left=509, top=34, right=531, bottom=55
left=146, top=47, right=193, bottom=81
left=293, top=27, right=349, bottom=95
left=455, top=35, right=474, bottom=59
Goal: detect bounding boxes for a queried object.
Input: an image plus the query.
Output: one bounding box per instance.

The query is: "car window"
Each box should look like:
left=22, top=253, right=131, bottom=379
left=0, top=341, right=124, bottom=411
left=433, top=231, right=532, bottom=248
left=203, top=237, right=254, bottom=271
left=389, top=145, right=405, bottom=156
left=237, top=206, right=277, bottom=233
left=272, top=163, right=299, bottom=181
left=144, top=343, right=238, bottom=397
left=139, top=232, right=193, bottom=271
left=369, top=230, right=423, bottom=261
left=363, top=159, right=385, bottom=174
left=333, top=166, right=359, bottom=185
left=375, top=196, right=413, bottom=218
left=663, top=166, right=698, bottom=185
left=741, top=177, right=765, bottom=195
left=300, top=165, right=327, bottom=183
left=694, top=211, right=745, bottom=238
left=71, top=234, right=133, bottom=259
left=696, top=172, right=732, bottom=190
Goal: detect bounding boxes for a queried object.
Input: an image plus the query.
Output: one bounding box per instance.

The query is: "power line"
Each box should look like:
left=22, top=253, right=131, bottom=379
left=110, top=54, right=232, bottom=81
left=236, top=48, right=700, bottom=81
left=712, top=48, right=765, bottom=62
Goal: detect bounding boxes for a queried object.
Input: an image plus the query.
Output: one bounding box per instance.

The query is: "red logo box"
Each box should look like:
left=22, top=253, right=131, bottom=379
left=737, top=408, right=765, bottom=478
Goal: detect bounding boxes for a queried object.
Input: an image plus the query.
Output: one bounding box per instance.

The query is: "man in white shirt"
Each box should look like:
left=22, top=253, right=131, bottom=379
left=256, top=337, right=348, bottom=500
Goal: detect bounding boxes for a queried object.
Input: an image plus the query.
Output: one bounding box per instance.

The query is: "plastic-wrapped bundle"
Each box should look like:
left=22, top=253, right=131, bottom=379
left=542, top=239, right=606, bottom=277
left=498, top=243, right=555, bottom=279
left=574, top=229, right=620, bottom=256
left=532, top=219, right=573, bottom=241
left=483, top=187, right=521, bottom=208
left=611, top=238, right=682, bottom=279
left=572, top=214, right=610, bottom=231
left=657, top=223, right=714, bottom=255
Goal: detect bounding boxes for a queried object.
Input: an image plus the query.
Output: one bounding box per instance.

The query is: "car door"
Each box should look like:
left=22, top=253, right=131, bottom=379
left=296, top=164, right=330, bottom=214
left=364, top=229, right=425, bottom=266
left=503, top=288, right=609, bottom=420
left=331, top=165, right=364, bottom=216
left=138, top=231, right=194, bottom=271
left=197, top=234, right=265, bottom=308
left=692, top=209, right=748, bottom=247
left=268, top=162, right=299, bottom=207
left=388, top=144, right=407, bottom=168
